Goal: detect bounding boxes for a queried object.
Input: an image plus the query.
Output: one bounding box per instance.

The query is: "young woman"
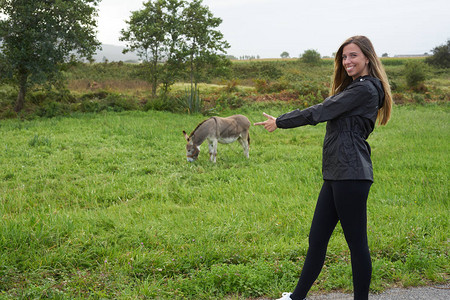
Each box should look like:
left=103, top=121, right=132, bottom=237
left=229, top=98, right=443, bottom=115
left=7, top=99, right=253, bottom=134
left=254, top=36, right=392, bottom=300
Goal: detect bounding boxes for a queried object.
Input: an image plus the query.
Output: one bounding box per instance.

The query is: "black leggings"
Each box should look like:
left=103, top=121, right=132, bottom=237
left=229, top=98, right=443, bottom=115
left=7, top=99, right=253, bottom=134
left=291, top=180, right=373, bottom=300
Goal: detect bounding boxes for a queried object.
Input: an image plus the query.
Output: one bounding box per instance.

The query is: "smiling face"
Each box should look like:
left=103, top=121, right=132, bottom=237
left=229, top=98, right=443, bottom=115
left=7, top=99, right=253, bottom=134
left=342, top=43, right=370, bottom=80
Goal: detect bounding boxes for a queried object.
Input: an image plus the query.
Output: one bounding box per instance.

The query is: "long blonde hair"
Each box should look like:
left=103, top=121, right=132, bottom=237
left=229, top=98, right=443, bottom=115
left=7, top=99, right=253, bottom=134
left=331, top=36, right=392, bottom=125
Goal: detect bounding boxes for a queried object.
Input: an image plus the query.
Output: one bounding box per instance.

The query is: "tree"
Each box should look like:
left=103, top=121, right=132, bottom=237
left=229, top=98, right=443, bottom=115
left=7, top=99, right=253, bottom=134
left=301, top=49, right=321, bottom=65
left=120, top=0, right=183, bottom=96
left=0, top=0, right=101, bottom=112
left=159, top=0, right=186, bottom=93
left=280, top=51, right=290, bottom=58
left=181, top=0, right=230, bottom=92
left=121, top=0, right=228, bottom=96
left=425, top=40, right=450, bottom=69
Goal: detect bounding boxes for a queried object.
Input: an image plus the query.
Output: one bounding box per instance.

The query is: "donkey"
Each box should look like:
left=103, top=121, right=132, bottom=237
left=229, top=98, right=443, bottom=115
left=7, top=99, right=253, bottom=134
left=183, top=114, right=250, bottom=163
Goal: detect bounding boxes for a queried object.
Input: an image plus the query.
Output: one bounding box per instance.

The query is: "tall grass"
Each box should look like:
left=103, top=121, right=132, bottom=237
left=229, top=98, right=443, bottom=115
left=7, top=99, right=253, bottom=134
left=0, top=105, right=448, bottom=299
left=179, top=86, right=202, bottom=114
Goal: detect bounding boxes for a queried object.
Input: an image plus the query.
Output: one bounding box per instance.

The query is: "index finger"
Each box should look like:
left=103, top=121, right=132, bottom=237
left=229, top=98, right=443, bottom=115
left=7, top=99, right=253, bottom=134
left=263, top=112, right=275, bottom=119
left=253, top=121, right=266, bottom=126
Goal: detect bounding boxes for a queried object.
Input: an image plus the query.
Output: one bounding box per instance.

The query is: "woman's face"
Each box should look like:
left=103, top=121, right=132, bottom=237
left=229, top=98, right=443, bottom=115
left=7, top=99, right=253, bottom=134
left=342, top=43, right=369, bottom=80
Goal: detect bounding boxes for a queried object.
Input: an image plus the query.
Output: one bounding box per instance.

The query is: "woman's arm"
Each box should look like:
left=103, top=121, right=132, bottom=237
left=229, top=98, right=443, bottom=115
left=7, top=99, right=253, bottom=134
left=276, top=82, right=373, bottom=129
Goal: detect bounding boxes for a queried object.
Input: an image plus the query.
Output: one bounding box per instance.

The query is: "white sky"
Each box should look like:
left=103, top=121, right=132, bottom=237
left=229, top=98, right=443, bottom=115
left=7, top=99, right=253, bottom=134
left=97, top=0, right=450, bottom=58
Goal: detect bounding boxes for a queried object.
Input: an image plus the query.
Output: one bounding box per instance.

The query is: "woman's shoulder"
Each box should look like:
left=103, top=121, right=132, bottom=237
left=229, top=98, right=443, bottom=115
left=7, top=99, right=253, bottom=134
left=357, top=76, right=385, bottom=105
left=343, top=78, right=374, bottom=97
left=348, top=76, right=379, bottom=88
left=346, top=76, right=382, bottom=97
left=350, top=76, right=382, bottom=91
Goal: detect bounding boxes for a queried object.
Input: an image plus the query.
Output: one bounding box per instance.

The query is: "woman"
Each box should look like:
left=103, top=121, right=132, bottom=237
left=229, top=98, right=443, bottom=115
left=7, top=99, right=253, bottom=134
left=254, top=36, right=392, bottom=300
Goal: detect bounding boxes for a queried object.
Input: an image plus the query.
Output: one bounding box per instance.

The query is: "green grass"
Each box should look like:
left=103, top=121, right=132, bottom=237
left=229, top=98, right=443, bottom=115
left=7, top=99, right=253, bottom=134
left=0, top=105, right=448, bottom=299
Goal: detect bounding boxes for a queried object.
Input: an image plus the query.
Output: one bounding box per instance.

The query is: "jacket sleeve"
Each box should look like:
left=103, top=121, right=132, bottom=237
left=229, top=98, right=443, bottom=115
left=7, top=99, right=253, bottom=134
left=276, top=82, right=374, bottom=129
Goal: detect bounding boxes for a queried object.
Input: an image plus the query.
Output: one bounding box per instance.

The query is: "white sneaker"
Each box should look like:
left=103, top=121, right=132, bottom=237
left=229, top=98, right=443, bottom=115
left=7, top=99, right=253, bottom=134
left=276, top=292, right=292, bottom=300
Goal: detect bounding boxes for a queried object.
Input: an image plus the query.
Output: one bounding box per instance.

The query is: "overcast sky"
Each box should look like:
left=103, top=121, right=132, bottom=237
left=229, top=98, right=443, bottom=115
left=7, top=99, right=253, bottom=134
left=97, top=0, right=450, bottom=58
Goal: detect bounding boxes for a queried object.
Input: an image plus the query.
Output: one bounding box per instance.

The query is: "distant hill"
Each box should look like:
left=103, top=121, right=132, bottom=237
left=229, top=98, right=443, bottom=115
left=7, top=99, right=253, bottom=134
left=93, top=44, right=140, bottom=63
left=0, top=42, right=139, bottom=63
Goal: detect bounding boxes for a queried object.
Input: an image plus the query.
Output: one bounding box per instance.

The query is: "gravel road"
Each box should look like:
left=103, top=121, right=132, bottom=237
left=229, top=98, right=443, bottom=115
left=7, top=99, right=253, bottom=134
left=256, top=284, right=450, bottom=300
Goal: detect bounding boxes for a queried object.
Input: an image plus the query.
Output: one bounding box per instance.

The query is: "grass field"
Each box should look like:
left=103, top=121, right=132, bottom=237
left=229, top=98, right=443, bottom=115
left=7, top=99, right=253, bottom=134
left=0, top=104, right=448, bottom=299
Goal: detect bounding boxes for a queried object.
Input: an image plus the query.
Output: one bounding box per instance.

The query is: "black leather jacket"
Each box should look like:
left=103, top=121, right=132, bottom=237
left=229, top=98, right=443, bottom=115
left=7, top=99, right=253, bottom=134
left=276, top=75, right=385, bottom=182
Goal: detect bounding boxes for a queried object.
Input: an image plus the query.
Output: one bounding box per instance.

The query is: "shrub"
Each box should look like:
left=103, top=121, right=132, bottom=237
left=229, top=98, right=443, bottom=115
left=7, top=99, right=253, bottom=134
left=78, top=99, right=107, bottom=113
left=254, top=79, right=270, bottom=93
left=104, top=94, right=138, bottom=112
left=144, top=94, right=180, bottom=112
left=412, top=93, right=425, bottom=105
left=215, top=93, right=244, bottom=110
left=231, top=62, right=283, bottom=80
left=0, top=108, right=17, bottom=119
left=80, top=90, right=110, bottom=100
left=76, top=91, right=139, bottom=113
left=425, top=40, right=450, bottom=69
left=0, top=85, right=17, bottom=106
left=404, top=61, right=427, bottom=90
left=37, top=101, right=70, bottom=118
left=28, top=91, right=48, bottom=105
left=299, top=93, right=322, bottom=107
left=301, top=49, right=321, bottom=66
left=222, top=79, right=240, bottom=93
left=389, top=80, right=398, bottom=91
left=293, top=80, right=329, bottom=104
left=270, top=80, right=290, bottom=93
left=392, top=92, right=407, bottom=104
left=27, top=89, right=76, bottom=107
left=254, top=79, right=290, bottom=94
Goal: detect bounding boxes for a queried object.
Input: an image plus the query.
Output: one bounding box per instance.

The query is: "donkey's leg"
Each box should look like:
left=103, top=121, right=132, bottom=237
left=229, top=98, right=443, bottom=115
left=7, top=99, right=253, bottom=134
left=238, top=135, right=249, bottom=158
left=208, top=140, right=218, bottom=163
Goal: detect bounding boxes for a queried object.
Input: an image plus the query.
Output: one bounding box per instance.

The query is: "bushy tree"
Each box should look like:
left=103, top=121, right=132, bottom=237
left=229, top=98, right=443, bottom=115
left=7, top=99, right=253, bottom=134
left=120, top=0, right=184, bottom=96
left=280, top=51, right=290, bottom=58
left=425, top=40, right=450, bottom=69
left=120, top=0, right=229, bottom=97
left=0, top=0, right=101, bottom=112
left=181, top=0, right=230, bottom=91
left=301, top=49, right=321, bottom=65
left=405, top=60, right=427, bottom=90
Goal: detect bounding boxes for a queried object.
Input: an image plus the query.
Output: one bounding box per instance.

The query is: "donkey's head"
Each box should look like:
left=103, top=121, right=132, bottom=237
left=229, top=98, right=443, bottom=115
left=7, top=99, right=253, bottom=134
left=183, top=131, right=200, bottom=162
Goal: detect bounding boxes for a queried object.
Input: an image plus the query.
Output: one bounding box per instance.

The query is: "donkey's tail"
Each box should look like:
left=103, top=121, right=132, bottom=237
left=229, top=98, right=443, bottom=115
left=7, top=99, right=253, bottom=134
left=247, top=133, right=250, bottom=146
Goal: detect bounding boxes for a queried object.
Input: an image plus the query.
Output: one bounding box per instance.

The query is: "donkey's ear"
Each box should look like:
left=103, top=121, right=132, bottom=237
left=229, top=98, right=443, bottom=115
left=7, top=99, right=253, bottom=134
left=183, top=131, right=189, bottom=141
